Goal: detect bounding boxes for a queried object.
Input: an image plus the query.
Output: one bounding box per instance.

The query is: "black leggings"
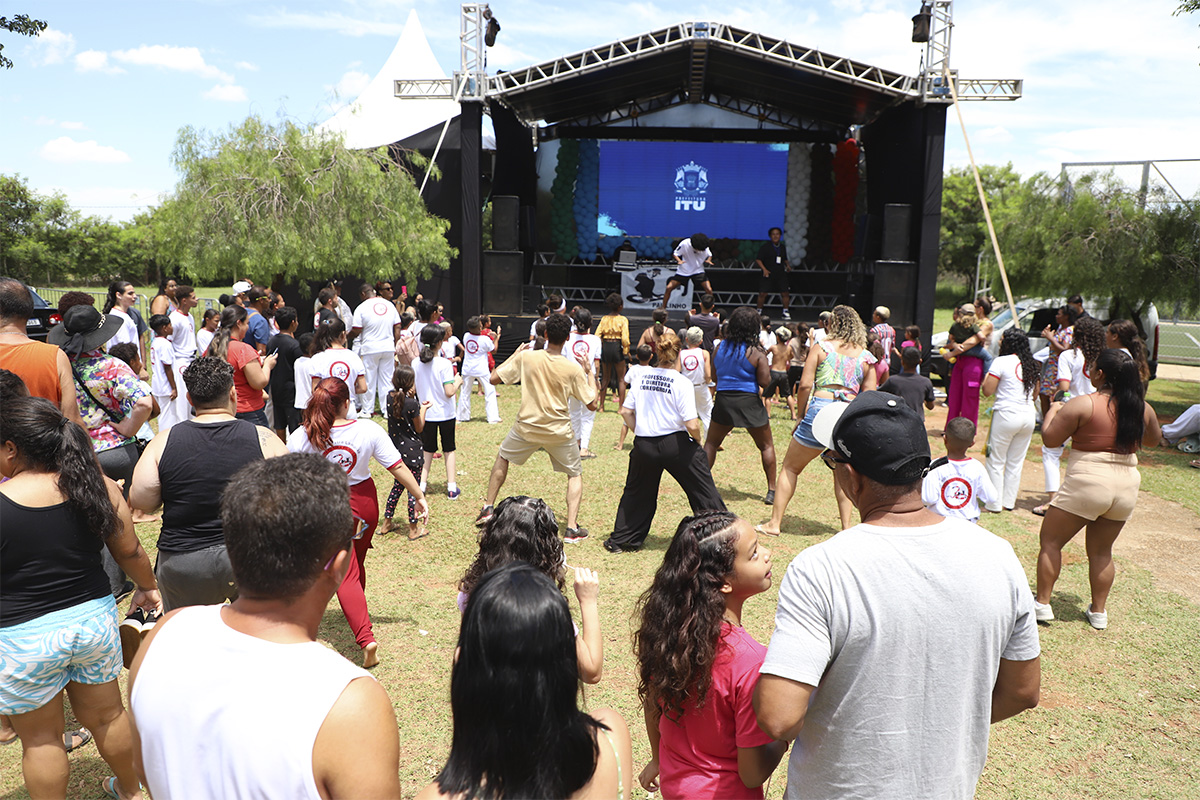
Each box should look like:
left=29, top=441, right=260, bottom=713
left=421, top=419, right=457, bottom=453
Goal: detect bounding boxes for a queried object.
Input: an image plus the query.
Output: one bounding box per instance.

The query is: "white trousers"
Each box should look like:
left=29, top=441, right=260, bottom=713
left=457, top=374, right=499, bottom=423
left=1163, top=403, right=1200, bottom=443
left=155, top=393, right=183, bottom=432
left=1042, top=443, right=1064, bottom=492
left=694, top=385, right=713, bottom=434
left=360, top=352, right=395, bottom=417
left=569, top=396, right=596, bottom=450
left=985, top=405, right=1036, bottom=512
left=173, top=359, right=193, bottom=423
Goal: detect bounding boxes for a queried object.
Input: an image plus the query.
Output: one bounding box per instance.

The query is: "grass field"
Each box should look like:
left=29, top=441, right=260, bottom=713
left=2, top=382, right=1198, bottom=799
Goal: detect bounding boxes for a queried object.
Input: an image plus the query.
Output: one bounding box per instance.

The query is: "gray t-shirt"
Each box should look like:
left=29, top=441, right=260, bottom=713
left=761, top=517, right=1040, bottom=800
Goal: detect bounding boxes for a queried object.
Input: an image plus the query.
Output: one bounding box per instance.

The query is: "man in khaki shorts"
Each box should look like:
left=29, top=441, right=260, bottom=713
left=476, top=313, right=599, bottom=541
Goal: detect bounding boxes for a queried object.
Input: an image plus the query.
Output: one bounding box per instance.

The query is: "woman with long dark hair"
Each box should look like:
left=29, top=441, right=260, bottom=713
left=635, top=512, right=785, bottom=799
left=287, top=378, right=427, bottom=666
left=102, top=280, right=142, bottom=353
left=981, top=328, right=1040, bottom=513
left=307, top=318, right=367, bottom=415
left=458, top=496, right=603, bottom=683
left=1033, top=349, right=1161, bottom=629
left=1105, top=318, right=1151, bottom=386
left=148, top=277, right=178, bottom=317
left=705, top=306, right=777, bottom=505
left=1, top=396, right=161, bottom=799
left=1035, top=316, right=1107, bottom=516
left=1038, top=304, right=1080, bottom=417
left=417, top=562, right=632, bottom=800
left=206, top=305, right=276, bottom=425
left=596, top=293, right=630, bottom=411
left=757, top=305, right=876, bottom=535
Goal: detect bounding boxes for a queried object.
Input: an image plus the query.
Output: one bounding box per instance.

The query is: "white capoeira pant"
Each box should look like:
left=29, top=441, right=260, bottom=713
left=694, top=385, right=713, bottom=434
left=172, top=359, right=193, bottom=423
left=457, top=373, right=500, bottom=423
left=360, top=352, right=395, bottom=418
left=985, top=405, right=1036, bottom=512
left=569, top=396, right=596, bottom=452
left=155, top=393, right=183, bottom=432
left=1164, top=403, right=1200, bottom=444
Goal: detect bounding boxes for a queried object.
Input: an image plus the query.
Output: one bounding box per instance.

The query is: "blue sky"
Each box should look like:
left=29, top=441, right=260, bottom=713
left=4, top=0, right=1199, bottom=222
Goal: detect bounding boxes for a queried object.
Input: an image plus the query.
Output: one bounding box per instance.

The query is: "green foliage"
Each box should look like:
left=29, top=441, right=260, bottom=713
left=938, top=164, right=1022, bottom=278
left=158, top=116, right=455, bottom=285
left=1175, top=1, right=1200, bottom=14
left=0, top=13, right=48, bottom=69
left=994, top=171, right=1200, bottom=314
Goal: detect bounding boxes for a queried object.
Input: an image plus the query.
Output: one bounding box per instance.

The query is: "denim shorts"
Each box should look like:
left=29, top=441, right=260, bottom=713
left=793, top=396, right=836, bottom=449
left=0, top=595, right=121, bottom=715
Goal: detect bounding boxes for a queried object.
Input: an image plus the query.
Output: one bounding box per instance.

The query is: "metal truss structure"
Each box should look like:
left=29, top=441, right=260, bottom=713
left=1060, top=159, right=1200, bottom=207
left=541, top=284, right=841, bottom=313
left=917, top=2, right=1021, bottom=104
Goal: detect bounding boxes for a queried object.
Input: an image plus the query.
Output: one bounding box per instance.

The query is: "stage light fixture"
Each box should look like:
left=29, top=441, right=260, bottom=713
left=483, top=9, right=501, bottom=47
left=912, top=3, right=932, bottom=43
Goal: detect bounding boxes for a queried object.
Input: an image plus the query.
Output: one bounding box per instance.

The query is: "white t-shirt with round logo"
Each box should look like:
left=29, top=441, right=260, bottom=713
left=622, top=367, right=698, bottom=437
left=461, top=332, right=495, bottom=377
left=1056, top=348, right=1096, bottom=399
left=986, top=353, right=1036, bottom=413
left=679, top=347, right=707, bottom=387
left=351, top=298, right=401, bottom=356
left=307, top=348, right=366, bottom=419
left=414, top=355, right=457, bottom=422
left=567, top=332, right=601, bottom=377
left=286, top=418, right=402, bottom=486
left=921, top=457, right=998, bottom=522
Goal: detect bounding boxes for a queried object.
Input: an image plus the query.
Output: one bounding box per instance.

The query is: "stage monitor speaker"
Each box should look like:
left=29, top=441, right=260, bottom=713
left=483, top=250, right=524, bottom=315
left=492, top=195, right=519, bottom=252
left=872, top=260, right=917, bottom=328
left=881, top=204, right=912, bottom=261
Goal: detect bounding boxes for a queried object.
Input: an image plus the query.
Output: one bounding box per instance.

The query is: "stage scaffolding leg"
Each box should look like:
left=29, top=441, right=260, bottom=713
left=460, top=101, right=483, bottom=319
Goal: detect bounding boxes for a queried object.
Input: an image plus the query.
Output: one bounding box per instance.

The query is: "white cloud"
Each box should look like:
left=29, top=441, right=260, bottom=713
left=29, top=28, right=76, bottom=66
left=40, top=136, right=131, bottom=164
left=334, top=70, right=371, bottom=99
left=34, top=115, right=56, bottom=126
left=976, top=127, right=1014, bottom=144
left=246, top=10, right=405, bottom=37
left=60, top=121, right=86, bottom=130
left=203, top=83, right=249, bottom=102
left=235, top=60, right=259, bottom=71
left=110, top=45, right=232, bottom=82
left=75, top=50, right=125, bottom=74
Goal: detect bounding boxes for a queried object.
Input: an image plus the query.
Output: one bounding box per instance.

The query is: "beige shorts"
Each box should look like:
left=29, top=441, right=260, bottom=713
left=1051, top=450, right=1141, bottom=522
left=498, top=429, right=583, bottom=477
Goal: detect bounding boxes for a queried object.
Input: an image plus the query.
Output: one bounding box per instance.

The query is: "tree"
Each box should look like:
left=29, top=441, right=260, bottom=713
left=939, top=164, right=1022, bottom=279
left=1176, top=1, right=1200, bottom=14
left=157, top=116, right=456, bottom=285
left=1, top=14, right=48, bottom=70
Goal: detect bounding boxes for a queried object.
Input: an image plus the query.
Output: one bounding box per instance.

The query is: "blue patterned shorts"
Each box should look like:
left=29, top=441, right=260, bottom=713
left=0, top=595, right=121, bottom=715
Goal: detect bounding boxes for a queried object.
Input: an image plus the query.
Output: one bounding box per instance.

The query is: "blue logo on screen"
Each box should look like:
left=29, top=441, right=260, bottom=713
left=674, top=161, right=708, bottom=211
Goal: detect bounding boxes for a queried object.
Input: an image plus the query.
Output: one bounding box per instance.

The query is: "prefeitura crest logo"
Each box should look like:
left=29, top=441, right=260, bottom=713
left=674, top=161, right=708, bottom=211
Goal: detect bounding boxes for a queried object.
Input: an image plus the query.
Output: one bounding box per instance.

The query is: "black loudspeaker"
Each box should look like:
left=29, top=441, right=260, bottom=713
left=483, top=250, right=523, bottom=315
left=872, top=260, right=917, bottom=328
left=881, top=204, right=912, bottom=261
left=493, top=195, right=519, bottom=252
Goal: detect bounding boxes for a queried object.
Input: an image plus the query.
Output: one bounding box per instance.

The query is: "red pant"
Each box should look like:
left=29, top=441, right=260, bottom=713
left=340, top=477, right=379, bottom=648
left=947, top=355, right=983, bottom=427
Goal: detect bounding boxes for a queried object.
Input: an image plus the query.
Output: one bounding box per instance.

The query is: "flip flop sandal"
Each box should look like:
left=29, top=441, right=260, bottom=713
left=101, top=776, right=121, bottom=799
left=754, top=523, right=781, bottom=537
left=407, top=530, right=429, bottom=541
left=65, top=727, right=92, bottom=752
left=1031, top=505, right=1049, bottom=517
left=1190, top=460, right=1200, bottom=469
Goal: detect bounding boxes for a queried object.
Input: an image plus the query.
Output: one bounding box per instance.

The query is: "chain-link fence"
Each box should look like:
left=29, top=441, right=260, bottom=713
left=1159, top=320, right=1200, bottom=366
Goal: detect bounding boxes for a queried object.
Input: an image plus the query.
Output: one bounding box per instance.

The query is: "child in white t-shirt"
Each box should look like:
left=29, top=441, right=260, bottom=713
left=616, top=344, right=654, bottom=451
left=457, top=316, right=500, bottom=424
left=922, top=416, right=998, bottom=523
left=439, top=320, right=463, bottom=372
left=290, top=332, right=316, bottom=433
left=149, top=314, right=181, bottom=432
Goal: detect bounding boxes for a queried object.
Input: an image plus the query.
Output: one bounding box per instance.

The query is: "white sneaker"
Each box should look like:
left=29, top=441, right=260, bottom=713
left=781, top=309, right=791, bottom=320
left=1084, top=605, right=1108, bottom=630
left=1033, top=597, right=1054, bottom=622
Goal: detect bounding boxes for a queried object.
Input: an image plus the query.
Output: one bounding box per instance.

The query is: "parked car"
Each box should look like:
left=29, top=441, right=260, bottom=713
left=928, top=297, right=1159, bottom=384
left=22, top=284, right=59, bottom=342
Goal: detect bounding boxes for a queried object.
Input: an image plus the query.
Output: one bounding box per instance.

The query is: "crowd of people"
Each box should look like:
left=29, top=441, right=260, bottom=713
left=0, top=274, right=1176, bottom=798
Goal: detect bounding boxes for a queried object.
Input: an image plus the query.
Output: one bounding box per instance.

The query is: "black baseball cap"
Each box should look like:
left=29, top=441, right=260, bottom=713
left=812, top=392, right=931, bottom=485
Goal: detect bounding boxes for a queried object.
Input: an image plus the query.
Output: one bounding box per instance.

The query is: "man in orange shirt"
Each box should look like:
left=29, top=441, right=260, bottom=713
left=0, top=277, right=83, bottom=426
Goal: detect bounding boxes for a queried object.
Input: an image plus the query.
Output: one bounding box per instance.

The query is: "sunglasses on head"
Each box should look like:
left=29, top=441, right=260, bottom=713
left=820, top=449, right=851, bottom=470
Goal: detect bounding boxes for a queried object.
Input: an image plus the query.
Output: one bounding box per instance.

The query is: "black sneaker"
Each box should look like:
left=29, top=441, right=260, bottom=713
left=474, top=504, right=494, bottom=527
left=763, top=489, right=776, bottom=505
left=603, top=538, right=639, bottom=553
left=564, top=527, right=589, bottom=543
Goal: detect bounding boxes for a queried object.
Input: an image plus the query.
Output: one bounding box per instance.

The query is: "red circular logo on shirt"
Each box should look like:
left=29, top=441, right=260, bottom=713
left=572, top=340, right=590, bottom=359
left=682, top=354, right=700, bottom=372
left=372, top=300, right=389, bottom=316
left=940, top=477, right=973, bottom=510
left=466, top=340, right=480, bottom=354
left=323, top=445, right=357, bottom=474
left=329, top=360, right=351, bottom=381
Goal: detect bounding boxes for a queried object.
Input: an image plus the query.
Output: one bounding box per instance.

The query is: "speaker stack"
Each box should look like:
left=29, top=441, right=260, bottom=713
left=483, top=195, right=523, bottom=314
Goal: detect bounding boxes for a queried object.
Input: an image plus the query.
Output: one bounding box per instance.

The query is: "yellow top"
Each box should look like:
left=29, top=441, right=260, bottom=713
left=595, top=314, right=631, bottom=356
left=494, top=349, right=597, bottom=443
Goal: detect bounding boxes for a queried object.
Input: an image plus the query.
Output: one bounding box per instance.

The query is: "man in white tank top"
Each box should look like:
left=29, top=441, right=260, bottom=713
left=128, top=454, right=401, bottom=799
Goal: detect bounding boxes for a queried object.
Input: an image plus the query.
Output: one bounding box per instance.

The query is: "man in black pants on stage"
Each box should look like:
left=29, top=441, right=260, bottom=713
left=604, top=332, right=726, bottom=552
left=756, top=227, right=792, bottom=319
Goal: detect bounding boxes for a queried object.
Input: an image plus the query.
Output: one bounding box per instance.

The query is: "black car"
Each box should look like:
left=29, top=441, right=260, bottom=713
left=23, top=284, right=60, bottom=342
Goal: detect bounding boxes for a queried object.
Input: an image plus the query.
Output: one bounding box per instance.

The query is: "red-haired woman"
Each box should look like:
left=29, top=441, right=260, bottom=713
left=286, top=378, right=429, bottom=667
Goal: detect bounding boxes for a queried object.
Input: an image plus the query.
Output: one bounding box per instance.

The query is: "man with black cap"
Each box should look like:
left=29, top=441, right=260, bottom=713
left=753, top=391, right=1041, bottom=799
left=661, top=232, right=713, bottom=312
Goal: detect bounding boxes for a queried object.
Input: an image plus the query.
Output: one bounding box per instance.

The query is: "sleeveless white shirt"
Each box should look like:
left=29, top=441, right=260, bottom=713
left=131, top=605, right=371, bottom=800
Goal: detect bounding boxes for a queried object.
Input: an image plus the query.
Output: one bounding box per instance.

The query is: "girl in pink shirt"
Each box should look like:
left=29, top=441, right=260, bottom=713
left=635, top=511, right=787, bottom=799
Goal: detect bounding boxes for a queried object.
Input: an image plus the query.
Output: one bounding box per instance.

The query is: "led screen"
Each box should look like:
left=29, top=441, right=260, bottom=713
left=598, top=141, right=787, bottom=240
